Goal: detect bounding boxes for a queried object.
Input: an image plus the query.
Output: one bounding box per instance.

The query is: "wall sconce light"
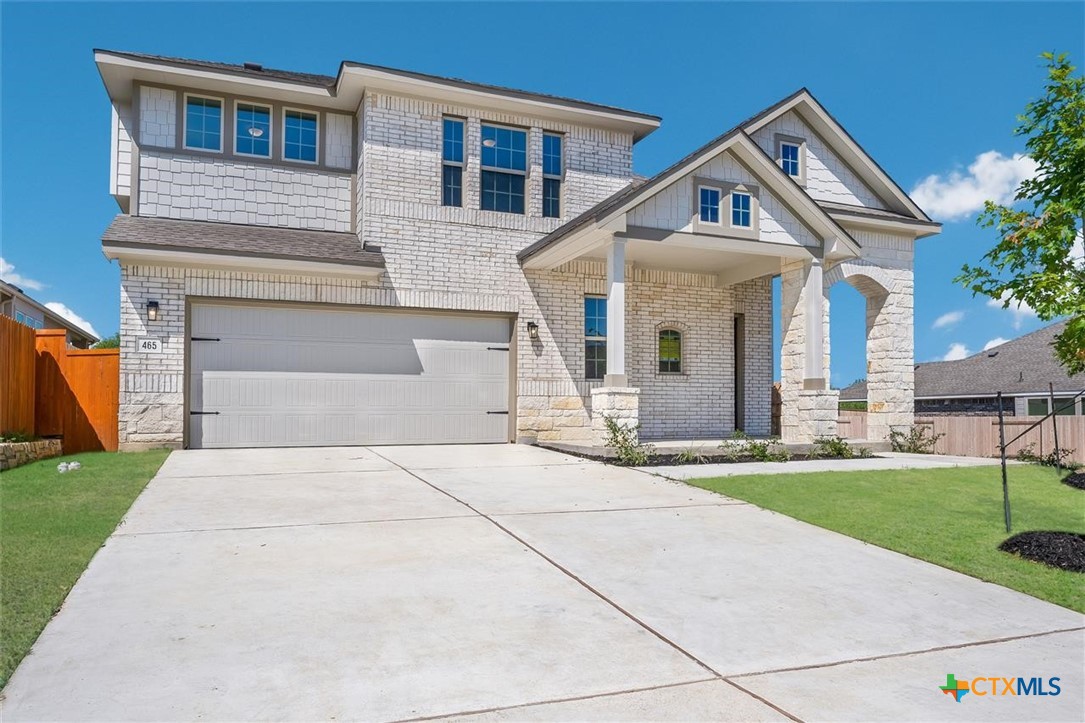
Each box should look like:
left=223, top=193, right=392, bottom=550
left=146, top=300, right=159, bottom=322
left=526, top=321, right=539, bottom=340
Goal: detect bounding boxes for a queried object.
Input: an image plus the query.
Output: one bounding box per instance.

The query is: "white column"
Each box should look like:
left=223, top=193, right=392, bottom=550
left=605, top=239, right=627, bottom=387
left=803, top=258, right=825, bottom=388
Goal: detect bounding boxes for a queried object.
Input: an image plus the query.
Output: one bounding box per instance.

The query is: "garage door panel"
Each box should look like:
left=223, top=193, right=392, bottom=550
left=189, top=304, right=511, bottom=448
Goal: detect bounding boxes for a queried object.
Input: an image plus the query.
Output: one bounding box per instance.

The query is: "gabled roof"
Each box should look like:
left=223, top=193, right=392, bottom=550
left=839, top=322, right=1085, bottom=400
left=0, top=279, right=100, bottom=343
left=519, top=123, right=860, bottom=265
left=741, top=88, right=934, bottom=223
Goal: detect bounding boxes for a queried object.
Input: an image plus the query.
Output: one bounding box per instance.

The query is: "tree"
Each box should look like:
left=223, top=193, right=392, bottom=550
left=956, top=52, right=1085, bottom=375
left=92, top=332, right=120, bottom=349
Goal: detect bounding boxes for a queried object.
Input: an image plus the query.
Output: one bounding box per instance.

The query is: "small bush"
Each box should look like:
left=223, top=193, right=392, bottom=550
left=675, top=446, right=708, bottom=465
left=811, top=436, right=855, bottom=459
left=0, top=431, right=35, bottom=444
left=889, top=425, right=944, bottom=454
left=602, top=415, right=655, bottom=466
left=746, top=438, right=791, bottom=463
left=1015, top=443, right=1079, bottom=470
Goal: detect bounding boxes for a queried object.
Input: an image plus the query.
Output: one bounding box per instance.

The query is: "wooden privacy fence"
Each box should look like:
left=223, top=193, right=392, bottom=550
left=0, top=324, right=119, bottom=454
left=838, top=410, right=1085, bottom=465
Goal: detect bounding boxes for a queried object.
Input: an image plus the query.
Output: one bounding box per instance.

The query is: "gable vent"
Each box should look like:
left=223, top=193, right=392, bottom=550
left=243, top=62, right=263, bottom=71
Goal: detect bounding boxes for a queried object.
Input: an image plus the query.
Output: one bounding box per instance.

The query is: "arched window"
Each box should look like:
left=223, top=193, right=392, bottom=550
left=658, top=329, right=682, bottom=373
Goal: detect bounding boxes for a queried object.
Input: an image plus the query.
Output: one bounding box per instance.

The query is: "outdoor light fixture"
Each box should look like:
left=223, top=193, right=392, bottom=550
left=146, top=300, right=159, bottom=322
left=527, top=321, right=539, bottom=340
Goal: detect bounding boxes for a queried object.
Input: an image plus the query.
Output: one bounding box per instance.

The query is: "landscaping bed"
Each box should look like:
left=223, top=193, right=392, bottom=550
left=0, top=449, right=170, bottom=688
left=540, top=445, right=874, bottom=466
left=1062, top=471, right=1085, bottom=491
left=999, top=532, right=1085, bottom=573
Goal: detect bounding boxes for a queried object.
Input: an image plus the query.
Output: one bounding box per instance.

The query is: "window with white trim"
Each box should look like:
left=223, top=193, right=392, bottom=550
left=542, top=132, right=563, bottom=218
left=442, top=117, right=464, bottom=207
left=235, top=102, right=271, bottom=158
left=584, top=296, right=607, bottom=380
left=184, top=95, right=223, bottom=152
left=699, top=186, right=721, bottom=224
left=731, top=191, right=752, bottom=228
left=780, top=142, right=801, bottom=177
left=480, top=124, right=527, bottom=214
left=283, top=109, right=318, bottom=163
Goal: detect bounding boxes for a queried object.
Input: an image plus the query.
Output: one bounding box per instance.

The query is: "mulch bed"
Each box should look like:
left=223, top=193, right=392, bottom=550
left=538, top=444, right=877, bottom=466
left=1062, top=472, right=1085, bottom=491
left=999, top=531, right=1085, bottom=573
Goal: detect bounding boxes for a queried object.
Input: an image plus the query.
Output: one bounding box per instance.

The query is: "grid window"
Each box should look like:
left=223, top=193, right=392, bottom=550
left=585, top=296, right=607, bottom=380
left=658, top=330, right=682, bottom=373
left=284, top=109, right=318, bottom=163
left=731, top=192, right=752, bottom=227
left=235, top=103, right=271, bottom=157
left=781, top=142, right=801, bottom=177
left=481, top=124, right=526, bottom=214
left=542, top=133, right=563, bottom=218
left=184, top=96, right=222, bottom=151
left=442, top=118, right=464, bottom=207
left=699, top=186, right=721, bottom=223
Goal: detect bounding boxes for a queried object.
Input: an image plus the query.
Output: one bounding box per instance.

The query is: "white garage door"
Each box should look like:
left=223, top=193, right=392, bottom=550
left=188, top=302, right=512, bottom=448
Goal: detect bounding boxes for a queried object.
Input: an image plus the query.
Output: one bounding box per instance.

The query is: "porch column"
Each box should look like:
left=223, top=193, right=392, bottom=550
left=591, top=237, right=639, bottom=445
left=780, top=257, right=838, bottom=442
left=604, top=239, right=627, bottom=387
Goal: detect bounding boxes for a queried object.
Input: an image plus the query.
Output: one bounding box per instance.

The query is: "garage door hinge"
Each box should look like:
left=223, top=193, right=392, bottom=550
left=486, top=346, right=509, bottom=351
left=190, top=411, right=220, bottom=415
left=486, top=411, right=509, bottom=415
left=190, top=337, right=221, bottom=342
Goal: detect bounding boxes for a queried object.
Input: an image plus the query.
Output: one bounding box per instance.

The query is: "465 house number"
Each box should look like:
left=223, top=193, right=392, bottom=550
left=136, top=337, right=162, bottom=353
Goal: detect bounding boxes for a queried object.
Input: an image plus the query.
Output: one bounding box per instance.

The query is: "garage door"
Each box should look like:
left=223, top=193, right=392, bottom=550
left=188, top=302, right=512, bottom=448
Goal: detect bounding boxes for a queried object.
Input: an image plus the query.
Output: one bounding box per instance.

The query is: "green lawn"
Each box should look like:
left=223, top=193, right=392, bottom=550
left=688, top=465, right=1085, bottom=613
left=1, top=449, right=169, bottom=688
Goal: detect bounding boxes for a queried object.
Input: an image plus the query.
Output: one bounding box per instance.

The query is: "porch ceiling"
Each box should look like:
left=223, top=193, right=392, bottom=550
left=582, top=236, right=795, bottom=284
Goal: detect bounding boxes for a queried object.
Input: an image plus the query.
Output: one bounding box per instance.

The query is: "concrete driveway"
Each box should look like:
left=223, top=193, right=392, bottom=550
left=3, top=445, right=1082, bottom=722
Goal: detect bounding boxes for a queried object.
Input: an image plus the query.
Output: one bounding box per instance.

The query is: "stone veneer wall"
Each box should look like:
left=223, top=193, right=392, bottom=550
left=0, top=439, right=62, bottom=471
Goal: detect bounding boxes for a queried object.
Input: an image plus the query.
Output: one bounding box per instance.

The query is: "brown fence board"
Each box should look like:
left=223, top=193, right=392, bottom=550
left=0, top=315, right=37, bottom=435
left=35, top=330, right=119, bottom=454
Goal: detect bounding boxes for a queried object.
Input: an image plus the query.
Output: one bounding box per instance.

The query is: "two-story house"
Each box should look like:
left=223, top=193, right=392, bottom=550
left=1, top=280, right=100, bottom=348
left=96, top=50, right=940, bottom=450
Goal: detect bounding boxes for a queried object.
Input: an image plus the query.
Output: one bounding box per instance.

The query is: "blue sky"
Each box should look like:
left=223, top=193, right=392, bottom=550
left=2, top=2, right=1082, bottom=386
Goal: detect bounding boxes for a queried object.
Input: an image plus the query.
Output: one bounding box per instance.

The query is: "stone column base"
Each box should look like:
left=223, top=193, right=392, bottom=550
left=781, top=388, right=839, bottom=442
left=590, top=387, right=640, bottom=447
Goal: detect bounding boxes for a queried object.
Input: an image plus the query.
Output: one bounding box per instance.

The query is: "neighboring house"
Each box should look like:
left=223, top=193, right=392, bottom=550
left=0, top=280, right=99, bottom=348
left=96, top=49, right=940, bottom=451
left=839, top=321, right=1085, bottom=417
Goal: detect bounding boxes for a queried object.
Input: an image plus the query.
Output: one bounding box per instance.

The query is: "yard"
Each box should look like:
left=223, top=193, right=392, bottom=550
left=0, top=450, right=169, bottom=687
left=688, top=465, right=1085, bottom=613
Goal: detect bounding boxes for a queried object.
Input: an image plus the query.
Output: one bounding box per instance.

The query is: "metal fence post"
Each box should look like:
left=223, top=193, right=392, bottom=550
left=997, top=391, right=1011, bottom=533
left=1048, top=382, right=1062, bottom=472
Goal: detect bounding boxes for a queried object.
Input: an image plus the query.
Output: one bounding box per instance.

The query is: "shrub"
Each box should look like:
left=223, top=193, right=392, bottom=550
left=674, top=446, right=708, bottom=465
left=1015, top=442, right=1079, bottom=470
left=601, top=415, right=655, bottom=466
left=811, top=436, right=855, bottom=459
left=889, top=425, right=944, bottom=454
left=746, top=438, right=791, bottom=463
left=0, top=431, right=35, bottom=444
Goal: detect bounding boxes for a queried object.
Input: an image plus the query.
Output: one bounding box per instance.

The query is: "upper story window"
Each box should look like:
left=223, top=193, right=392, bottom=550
left=584, top=296, right=607, bottom=380
left=283, top=109, right=319, bottom=163
left=658, top=329, right=683, bottom=374
left=184, top=95, right=223, bottom=152
left=775, top=134, right=806, bottom=184
left=14, top=311, right=43, bottom=329
left=699, top=186, right=721, bottom=224
left=442, top=117, right=464, bottom=207
left=731, top=192, right=752, bottom=228
left=235, top=102, right=271, bottom=158
left=480, top=124, right=527, bottom=214
left=542, top=132, right=563, bottom=218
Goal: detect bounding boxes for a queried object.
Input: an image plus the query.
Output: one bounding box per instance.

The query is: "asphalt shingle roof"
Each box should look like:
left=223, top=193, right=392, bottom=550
left=839, top=321, right=1085, bottom=400
left=102, top=215, right=384, bottom=268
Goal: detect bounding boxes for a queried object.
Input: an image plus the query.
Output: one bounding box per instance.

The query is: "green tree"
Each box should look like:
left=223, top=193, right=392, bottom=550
left=92, top=332, right=120, bottom=349
left=956, top=52, right=1085, bottom=374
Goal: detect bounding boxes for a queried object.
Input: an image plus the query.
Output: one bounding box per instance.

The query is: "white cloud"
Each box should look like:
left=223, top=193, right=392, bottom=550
left=983, top=337, right=1008, bottom=351
left=986, top=291, right=1037, bottom=329
left=44, top=302, right=99, bottom=338
left=910, top=151, right=1037, bottom=221
left=932, top=310, right=965, bottom=330
left=0, top=257, right=44, bottom=291
left=942, top=343, right=971, bottom=361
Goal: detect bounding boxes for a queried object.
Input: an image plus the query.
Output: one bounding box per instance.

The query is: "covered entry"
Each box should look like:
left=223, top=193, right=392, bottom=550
left=187, top=302, right=512, bottom=448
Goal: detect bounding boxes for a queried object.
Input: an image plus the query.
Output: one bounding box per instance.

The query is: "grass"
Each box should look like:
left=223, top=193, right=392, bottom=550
left=688, top=465, right=1085, bottom=613
left=0, top=449, right=169, bottom=688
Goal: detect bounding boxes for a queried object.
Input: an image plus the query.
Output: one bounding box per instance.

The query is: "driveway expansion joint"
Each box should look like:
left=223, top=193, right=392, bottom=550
left=112, top=512, right=480, bottom=537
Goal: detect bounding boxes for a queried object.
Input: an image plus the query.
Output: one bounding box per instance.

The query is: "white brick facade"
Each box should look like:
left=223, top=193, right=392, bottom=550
left=138, top=151, right=352, bottom=231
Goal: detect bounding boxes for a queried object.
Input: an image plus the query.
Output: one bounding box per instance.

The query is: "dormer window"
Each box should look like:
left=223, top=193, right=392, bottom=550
left=775, top=134, right=806, bottom=184
left=699, top=186, right=721, bottom=224
left=183, top=95, right=223, bottom=152
left=731, top=192, right=752, bottom=228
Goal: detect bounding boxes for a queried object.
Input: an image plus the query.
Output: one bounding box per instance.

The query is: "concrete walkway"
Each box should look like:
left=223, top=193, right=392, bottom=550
left=646, top=451, right=1012, bottom=480
left=3, top=445, right=1081, bottom=721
